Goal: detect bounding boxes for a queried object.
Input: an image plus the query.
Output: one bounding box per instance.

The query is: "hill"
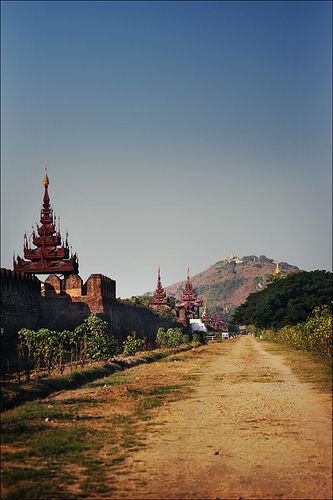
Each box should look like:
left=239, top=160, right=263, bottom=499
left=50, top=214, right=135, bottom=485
left=165, top=255, right=300, bottom=316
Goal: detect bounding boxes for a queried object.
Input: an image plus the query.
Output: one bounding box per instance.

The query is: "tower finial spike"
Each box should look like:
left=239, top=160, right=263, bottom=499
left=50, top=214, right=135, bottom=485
left=43, top=167, right=49, bottom=187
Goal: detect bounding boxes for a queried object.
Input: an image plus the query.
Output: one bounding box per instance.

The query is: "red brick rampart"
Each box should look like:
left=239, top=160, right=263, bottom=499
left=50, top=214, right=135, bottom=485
left=1, top=269, right=174, bottom=344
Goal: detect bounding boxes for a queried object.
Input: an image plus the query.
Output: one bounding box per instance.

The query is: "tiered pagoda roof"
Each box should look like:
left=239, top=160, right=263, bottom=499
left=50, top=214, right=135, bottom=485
left=211, top=312, right=226, bottom=330
left=150, top=267, right=168, bottom=307
left=176, top=269, right=202, bottom=312
left=14, top=170, right=79, bottom=275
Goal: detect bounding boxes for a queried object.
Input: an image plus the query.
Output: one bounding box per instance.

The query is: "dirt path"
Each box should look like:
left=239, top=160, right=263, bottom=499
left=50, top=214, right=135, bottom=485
left=112, top=336, right=332, bottom=499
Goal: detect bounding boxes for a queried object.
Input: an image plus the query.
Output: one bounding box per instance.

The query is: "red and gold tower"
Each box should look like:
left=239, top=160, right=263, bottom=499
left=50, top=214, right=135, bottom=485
left=150, top=267, right=169, bottom=308
left=13, top=170, right=79, bottom=275
left=176, top=268, right=202, bottom=324
left=211, top=313, right=225, bottom=331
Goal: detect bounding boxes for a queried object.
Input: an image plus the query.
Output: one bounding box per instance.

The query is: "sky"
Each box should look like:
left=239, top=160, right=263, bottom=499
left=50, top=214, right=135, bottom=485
left=1, top=0, right=332, bottom=298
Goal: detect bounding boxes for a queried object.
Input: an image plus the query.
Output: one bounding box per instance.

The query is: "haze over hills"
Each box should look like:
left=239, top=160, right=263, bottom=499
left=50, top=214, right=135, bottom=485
left=164, top=255, right=300, bottom=316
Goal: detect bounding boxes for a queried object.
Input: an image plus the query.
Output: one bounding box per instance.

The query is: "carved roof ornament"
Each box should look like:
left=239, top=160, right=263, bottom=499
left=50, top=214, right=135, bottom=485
left=13, top=170, right=79, bottom=275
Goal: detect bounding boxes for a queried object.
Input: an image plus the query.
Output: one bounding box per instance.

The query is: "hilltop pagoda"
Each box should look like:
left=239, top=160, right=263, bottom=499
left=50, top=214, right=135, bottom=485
left=150, top=267, right=169, bottom=309
left=14, top=170, right=79, bottom=275
left=273, top=261, right=281, bottom=276
left=176, top=269, right=202, bottom=324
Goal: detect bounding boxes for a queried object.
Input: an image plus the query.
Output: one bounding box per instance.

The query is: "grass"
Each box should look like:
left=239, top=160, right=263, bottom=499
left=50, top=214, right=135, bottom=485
left=1, top=346, right=193, bottom=411
left=1, top=345, right=204, bottom=499
left=259, top=339, right=332, bottom=393
left=87, top=371, right=129, bottom=387
left=148, top=384, right=184, bottom=395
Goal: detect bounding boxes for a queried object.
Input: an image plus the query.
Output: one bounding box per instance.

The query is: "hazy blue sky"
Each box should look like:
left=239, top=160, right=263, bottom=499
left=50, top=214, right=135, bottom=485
left=1, top=1, right=332, bottom=297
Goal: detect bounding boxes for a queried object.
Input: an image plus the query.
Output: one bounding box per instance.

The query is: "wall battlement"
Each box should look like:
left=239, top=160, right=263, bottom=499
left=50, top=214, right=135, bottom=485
left=1, top=269, right=173, bottom=342
left=45, top=273, right=116, bottom=315
left=0, top=268, right=41, bottom=296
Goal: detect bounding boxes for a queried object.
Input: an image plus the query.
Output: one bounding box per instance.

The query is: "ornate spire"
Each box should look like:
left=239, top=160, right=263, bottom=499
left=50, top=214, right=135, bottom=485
left=14, top=170, right=79, bottom=275
left=175, top=268, right=202, bottom=321
left=150, top=266, right=168, bottom=307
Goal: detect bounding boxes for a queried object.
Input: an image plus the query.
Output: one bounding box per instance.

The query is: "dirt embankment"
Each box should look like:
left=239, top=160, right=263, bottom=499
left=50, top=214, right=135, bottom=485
left=112, top=336, right=332, bottom=499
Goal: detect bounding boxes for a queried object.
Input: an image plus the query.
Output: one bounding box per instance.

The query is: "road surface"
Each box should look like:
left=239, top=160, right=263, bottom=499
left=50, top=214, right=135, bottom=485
left=113, top=336, right=332, bottom=499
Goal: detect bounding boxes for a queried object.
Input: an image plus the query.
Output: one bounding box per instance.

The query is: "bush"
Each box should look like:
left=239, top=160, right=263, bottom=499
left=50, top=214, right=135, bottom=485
left=74, top=315, right=120, bottom=361
left=18, top=315, right=121, bottom=374
left=192, top=331, right=206, bottom=344
left=122, top=336, right=145, bottom=356
left=156, top=328, right=188, bottom=348
left=260, top=306, right=332, bottom=357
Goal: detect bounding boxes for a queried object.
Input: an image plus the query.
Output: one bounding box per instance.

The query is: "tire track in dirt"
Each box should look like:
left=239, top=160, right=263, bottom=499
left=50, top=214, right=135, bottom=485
left=111, top=336, right=332, bottom=499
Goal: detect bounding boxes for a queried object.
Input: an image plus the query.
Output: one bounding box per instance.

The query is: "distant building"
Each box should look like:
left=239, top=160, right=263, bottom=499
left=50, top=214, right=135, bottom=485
left=189, top=318, right=207, bottom=333
left=176, top=269, right=202, bottom=326
left=150, top=267, right=169, bottom=309
left=223, top=252, right=243, bottom=264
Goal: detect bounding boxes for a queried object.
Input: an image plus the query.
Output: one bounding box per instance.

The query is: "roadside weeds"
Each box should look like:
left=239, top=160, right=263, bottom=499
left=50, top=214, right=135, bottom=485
left=1, top=344, right=214, bottom=499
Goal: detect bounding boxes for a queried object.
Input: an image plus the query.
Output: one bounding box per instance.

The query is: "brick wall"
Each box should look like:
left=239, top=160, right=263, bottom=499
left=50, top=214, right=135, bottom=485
left=0, top=269, right=42, bottom=336
left=1, top=270, right=174, bottom=346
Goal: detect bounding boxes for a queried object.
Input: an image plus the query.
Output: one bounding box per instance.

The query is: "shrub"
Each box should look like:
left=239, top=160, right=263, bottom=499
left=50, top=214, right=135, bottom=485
left=74, top=315, right=120, bottom=361
left=18, top=315, right=120, bottom=374
left=122, top=336, right=145, bottom=356
left=260, top=306, right=332, bottom=357
left=156, top=328, right=188, bottom=348
left=192, top=331, right=206, bottom=344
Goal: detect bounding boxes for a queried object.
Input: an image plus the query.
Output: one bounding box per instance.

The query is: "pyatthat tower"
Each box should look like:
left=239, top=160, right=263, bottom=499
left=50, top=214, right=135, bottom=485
left=150, top=267, right=169, bottom=308
left=14, top=170, right=79, bottom=275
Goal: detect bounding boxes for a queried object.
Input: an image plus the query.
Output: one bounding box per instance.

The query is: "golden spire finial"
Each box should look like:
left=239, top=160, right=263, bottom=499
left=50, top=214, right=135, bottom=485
left=43, top=165, right=49, bottom=187
left=273, top=261, right=281, bottom=275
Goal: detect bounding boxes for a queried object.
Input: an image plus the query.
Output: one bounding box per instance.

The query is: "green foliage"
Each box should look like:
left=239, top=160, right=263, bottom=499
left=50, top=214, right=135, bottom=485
left=122, top=336, right=145, bottom=356
left=74, top=315, right=120, bottom=361
left=152, top=306, right=175, bottom=320
left=18, top=315, right=120, bottom=374
left=260, top=306, right=332, bottom=357
left=127, top=295, right=151, bottom=307
left=192, top=331, right=206, bottom=344
left=233, top=271, right=333, bottom=329
left=156, top=327, right=188, bottom=348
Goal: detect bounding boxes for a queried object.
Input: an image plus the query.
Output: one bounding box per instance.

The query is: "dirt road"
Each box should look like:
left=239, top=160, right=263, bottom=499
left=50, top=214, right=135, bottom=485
left=113, top=336, right=332, bottom=499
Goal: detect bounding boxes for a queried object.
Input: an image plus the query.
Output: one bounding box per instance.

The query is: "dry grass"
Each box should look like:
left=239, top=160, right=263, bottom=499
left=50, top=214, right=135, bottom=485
left=1, top=345, right=217, bottom=500
left=259, top=340, right=332, bottom=393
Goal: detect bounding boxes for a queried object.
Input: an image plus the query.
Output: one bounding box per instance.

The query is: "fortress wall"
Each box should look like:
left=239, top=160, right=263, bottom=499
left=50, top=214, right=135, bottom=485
left=0, top=269, right=42, bottom=337
left=1, top=270, right=173, bottom=346
left=108, top=300, right=175, bottom=343
left=39, top=296, right=91, bottom=331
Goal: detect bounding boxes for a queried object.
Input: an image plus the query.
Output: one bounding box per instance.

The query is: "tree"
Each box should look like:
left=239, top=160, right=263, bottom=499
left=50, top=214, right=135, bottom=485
left=233, top=271, right=333, bottom=329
